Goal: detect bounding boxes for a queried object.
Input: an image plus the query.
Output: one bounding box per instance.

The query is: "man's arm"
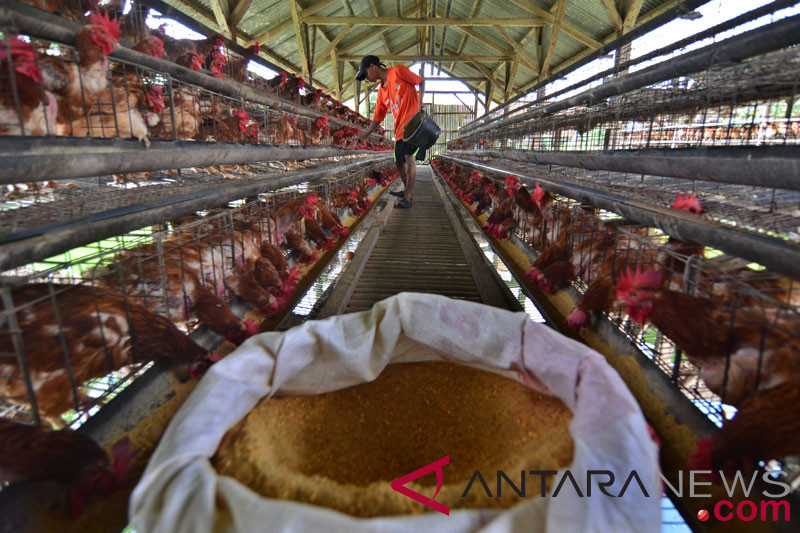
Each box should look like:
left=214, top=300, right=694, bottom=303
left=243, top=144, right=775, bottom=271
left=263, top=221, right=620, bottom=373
left=418, top=78, right=426, bottom=111
left=347, top=120, right=381, bottom=149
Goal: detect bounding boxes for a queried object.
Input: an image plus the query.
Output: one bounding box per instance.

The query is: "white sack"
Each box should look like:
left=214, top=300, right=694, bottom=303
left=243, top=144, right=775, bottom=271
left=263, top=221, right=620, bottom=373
left=130, top=292, right=661, bottom=533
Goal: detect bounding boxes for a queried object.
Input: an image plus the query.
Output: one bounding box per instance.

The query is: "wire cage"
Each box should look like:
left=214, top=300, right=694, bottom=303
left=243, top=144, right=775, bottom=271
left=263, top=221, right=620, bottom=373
left=0, top=159, right=396, bottom=428
left=438, top=160, right=800, bottom=436
left=457, top=2, right=800, bottom=144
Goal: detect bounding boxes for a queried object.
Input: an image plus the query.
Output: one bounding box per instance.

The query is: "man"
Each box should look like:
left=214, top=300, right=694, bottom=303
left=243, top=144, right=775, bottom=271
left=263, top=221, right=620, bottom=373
left=347, top=55, right=425, bottom=209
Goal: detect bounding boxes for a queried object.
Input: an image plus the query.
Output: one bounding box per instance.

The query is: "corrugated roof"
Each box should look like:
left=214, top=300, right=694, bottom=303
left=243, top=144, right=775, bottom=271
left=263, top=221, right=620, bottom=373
left=161, top=0, right=684, bottom=103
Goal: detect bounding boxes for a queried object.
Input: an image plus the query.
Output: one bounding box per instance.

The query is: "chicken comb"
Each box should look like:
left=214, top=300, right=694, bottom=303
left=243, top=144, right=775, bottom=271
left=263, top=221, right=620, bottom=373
left=504, top=175, right=520, bottom=188
left=615, top=265, right=662, bottom=303
left=186, top=50, right=202, bottom=71
left=532, top=182, right=546, bottom=206
left=146, top=85, right=164, bottom=113
left=303, top=192, right=319, bottom=207
left=297, top=77, right=305, bottom=88
left=279, top=70, right=288, bottom=84
left=670, top=191, right=704, bottom=214
left=148, top=35, right=165, bottom=58
left=0, top=36, right=42, bottom=83
left=249, top=42, right=260, bottom=53
left=214, top=33, right=225, bottom=46
left=470, top=170, right=481, bottom=182
left=89, top=11, right=120, bottom=42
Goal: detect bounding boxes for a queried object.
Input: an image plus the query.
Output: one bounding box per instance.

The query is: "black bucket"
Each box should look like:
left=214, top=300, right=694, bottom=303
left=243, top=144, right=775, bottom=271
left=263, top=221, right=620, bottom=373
left=402, top=110, right=441, bottom=151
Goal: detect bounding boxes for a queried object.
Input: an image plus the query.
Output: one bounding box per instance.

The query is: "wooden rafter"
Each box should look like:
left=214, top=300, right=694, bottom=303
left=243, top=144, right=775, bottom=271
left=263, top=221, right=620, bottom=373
left=492, top=26, right=538, bottom=72
left=230, top=0, right=254, bottom=28
left=506, top=54, right=520, bottom=101
left=339, top=54, right=512, bottom=61
left=505, top=0, right=600, bottom=49
left=451, top=0, right=481, bottom=72
left=304, top=16, right=546, bottom=26
left=488, top=24, right=537, bottom=95
left=312, top=23, right=353, bottom=69
left=246, top=0, right=337, bottom=46
left=513, top=0, right=682, bottom=96
left=600, top=0, right=624, bottom=32
left=331, top=47, right=340, bottom=99
left=622, top=0, right=645, bottom=32
left=469, top=62, right=503, bottom=90
left=289, top=0, right=310, bottom=80
left=367, top=0, right=392, bottom=54
left=209, top=0, right=231, bottom=37
left=540, top=0, right=567, bottom=78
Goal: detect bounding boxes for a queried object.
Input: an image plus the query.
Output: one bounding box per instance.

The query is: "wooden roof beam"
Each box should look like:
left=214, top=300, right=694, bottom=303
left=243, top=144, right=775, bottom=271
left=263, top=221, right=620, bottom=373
left=540, top=0, right=567, bottom=78
left=339, top=54, right=513, bottom=61
left=505, top=0, right=601, bottom=49
left=513, top=0, right=682, bottom=96
left=451, top=0, right=481, bottom=72
left=367, top=0, right=393, bottom=54
left=209, top=0, right=231, bottom=38
left=289, top=0, right=311, bottom=80
left=304, top=16, right=546, bottom=26
left=246, top=0, right=337, bottom=46
left=493, top=25, right=538, bottom=72
left=600, top=0, right=624, bottom=32
left=230, top=0, right=254, bottom=28
left=623, top=0, right=645, bottom=32
left=312, top=23, right=353, bottom=69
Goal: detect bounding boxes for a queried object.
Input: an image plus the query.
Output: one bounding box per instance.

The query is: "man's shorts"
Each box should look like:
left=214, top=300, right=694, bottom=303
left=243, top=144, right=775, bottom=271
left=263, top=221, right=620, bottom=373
left=394, top=139, right=426, bottom=163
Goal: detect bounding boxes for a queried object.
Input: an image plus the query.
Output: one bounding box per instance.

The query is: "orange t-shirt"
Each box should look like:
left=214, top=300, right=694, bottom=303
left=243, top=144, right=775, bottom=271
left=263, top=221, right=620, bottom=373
left=372, top=65, right=423, bottom=140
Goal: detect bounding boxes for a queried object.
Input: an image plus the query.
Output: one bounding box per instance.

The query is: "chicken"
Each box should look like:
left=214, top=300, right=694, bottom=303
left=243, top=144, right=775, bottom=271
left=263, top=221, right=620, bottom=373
left=273, top=112, right=295, bottom=144
left=131, top=35, right=165, bottom=59
left=208, top=49, right=226, bottom=79
left=96, top=242, right=258, bottom=345
left=159, top=30, right=224, bottom=64
left=260, top=240, right=291, bottom=278
left=175, top=49, right=203, bottom=72
left=284, top=224, right=317, bottom=264
left=616, top=266, right=800, bottom=406
left=304, top=216, right=336, bottom=251
left=38, top=12, right=120, bottom=135
left=0, top=36, right=58, bottom=136
left=69, top=72, right=162, bottom=146
left=157, top=84, right=200, bottom=140
left=227, top=43, right=261, bottom=83
left=564, top=229, right=660, bottom=329
left=482, top=196, right=516, bottom=239
left=0, top=284, right=207, bottom=423
left=0, top=420, right=137, bottom=518
left=309, top=115, right=330, bottom=145
left=271, top=194, right=317, bottom=244
left=690, top=374, right=800, bottom=475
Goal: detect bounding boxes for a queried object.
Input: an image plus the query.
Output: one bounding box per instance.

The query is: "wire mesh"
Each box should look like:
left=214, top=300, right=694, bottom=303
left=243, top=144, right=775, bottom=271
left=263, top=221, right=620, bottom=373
left=0, top=159, right=396, bottom=427
left=0, top=31, right=392, bottom=150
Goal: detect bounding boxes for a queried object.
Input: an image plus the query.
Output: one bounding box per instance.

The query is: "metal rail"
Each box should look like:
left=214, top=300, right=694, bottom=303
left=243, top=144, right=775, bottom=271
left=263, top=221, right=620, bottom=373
left=453, top=146, right=800, bottom=191
left=0, top=155, right=391, bottom=272
left=0, top=136, right=381, bottom=184
left=0, top=0, right=383, bottom=140
left=462, top=14, right=800, bottom=139
left=440, top=154, right=800, bottom=279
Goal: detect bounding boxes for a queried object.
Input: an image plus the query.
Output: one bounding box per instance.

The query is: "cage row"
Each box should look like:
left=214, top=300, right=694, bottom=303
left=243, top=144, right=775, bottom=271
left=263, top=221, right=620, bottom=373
left=0, top=25, right=389, bottom=148
left=0, top=162, right=398, bottom=427
left=433, top=158, right=800, bottom=474
left=453, top=27, right=800, bottom=152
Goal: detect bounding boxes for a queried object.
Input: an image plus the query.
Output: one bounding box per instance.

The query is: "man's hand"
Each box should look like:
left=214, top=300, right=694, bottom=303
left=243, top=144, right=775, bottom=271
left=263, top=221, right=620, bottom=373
left=346, top=137, right=359, bottom=150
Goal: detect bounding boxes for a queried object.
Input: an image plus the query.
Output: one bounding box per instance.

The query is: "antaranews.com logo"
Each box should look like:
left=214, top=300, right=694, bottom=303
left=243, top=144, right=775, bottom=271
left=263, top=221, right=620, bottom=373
left=390, top=456, right=793, bottom=523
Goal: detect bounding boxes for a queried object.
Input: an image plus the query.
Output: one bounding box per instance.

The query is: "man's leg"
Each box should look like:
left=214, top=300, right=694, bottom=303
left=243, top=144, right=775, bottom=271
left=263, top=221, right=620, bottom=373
left=397, top=159, right=408, bottom=189
left=403, top=154, right=416, bottom=200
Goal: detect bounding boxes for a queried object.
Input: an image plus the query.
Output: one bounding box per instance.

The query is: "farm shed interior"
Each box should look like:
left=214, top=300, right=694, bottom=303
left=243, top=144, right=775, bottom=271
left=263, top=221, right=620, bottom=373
left=1, top=0, right=799, bottom=531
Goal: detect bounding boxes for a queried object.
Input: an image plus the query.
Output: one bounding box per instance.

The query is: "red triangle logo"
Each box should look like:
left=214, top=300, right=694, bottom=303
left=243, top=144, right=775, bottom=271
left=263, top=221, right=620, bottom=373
left=390, top=456, right=450, bottom=516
